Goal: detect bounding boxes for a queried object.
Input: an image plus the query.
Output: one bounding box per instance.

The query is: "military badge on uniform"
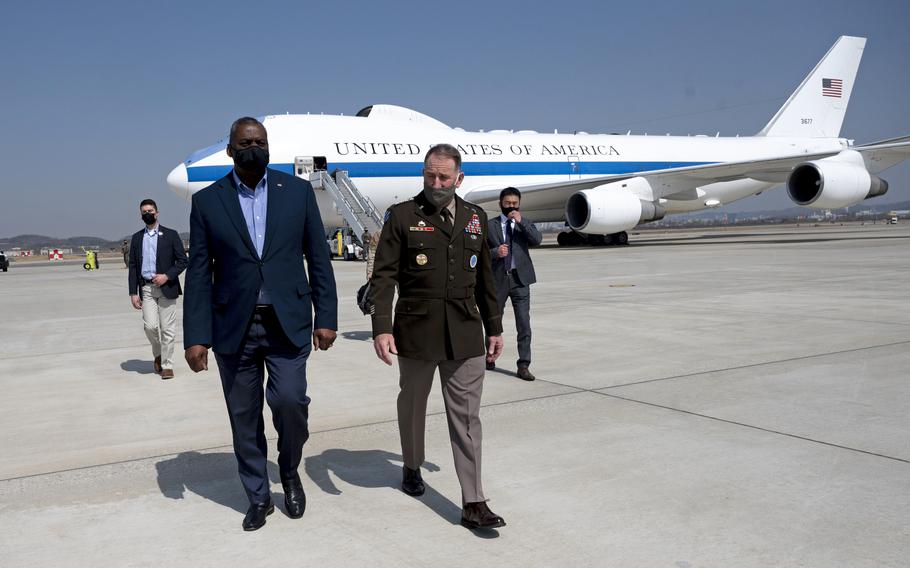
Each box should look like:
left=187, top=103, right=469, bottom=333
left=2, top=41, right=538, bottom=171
left=465, top=213, right=482, bottom=235
left=410, top=219, right=434, bottom=231
left=416, top=253, right=428, bottom=266
left=470, top=254, right=478, bottom=268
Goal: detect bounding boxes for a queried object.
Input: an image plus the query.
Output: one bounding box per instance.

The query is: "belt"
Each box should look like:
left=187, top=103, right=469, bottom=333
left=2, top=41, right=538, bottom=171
left=401, top=286, right=474, bottom=300
left=254, top=304, right=274, bottom=312
left=143, top=278, right=155, bottom=285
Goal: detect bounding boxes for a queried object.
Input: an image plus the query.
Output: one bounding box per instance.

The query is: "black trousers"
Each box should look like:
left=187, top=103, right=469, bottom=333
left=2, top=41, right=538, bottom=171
left=214, top=307, right=312, bottom=505
left=497, top=272, right=532, bottom=368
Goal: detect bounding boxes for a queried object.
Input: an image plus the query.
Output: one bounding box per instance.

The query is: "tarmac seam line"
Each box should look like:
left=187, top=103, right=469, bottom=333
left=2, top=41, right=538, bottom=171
left=593, top=339, right=910, bottom=390
left=595, top=391, right=910, bottom=465
left=0, top=388, right=587, bottom=483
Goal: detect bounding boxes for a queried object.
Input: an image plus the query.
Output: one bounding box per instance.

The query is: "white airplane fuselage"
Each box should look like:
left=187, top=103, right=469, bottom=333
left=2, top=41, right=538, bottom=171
left=167, top=112, right=849, bottom=227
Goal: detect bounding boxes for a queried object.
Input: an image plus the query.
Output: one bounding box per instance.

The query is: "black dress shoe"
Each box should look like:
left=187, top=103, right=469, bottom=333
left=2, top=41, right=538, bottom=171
left=282, top=473, right=306, bottom=519
left=242, top=501, right=274, bottom=531
left=401, top=466, right=425, bottom=496
left=517, top=366, right=536, bottom=381
left=485, top=360, right=495, bottom=371
left=461, top=501, right=506, bottom=529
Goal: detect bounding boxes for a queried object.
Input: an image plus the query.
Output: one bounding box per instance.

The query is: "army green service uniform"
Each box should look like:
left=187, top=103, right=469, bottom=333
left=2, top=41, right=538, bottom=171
left=370, top=191, right=502, bottom=503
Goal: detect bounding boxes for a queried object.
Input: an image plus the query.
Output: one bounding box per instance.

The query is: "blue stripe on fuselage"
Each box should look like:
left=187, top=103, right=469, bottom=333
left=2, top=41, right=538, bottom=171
left=185, top=161, right=712, bottom=183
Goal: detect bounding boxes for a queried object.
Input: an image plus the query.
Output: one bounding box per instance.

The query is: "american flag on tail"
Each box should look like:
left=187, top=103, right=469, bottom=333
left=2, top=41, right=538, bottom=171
left=822, top=78, right=843, bottom=98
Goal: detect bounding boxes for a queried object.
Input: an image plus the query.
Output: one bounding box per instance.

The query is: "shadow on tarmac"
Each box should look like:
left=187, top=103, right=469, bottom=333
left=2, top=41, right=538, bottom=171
left=341, top=331, right=373, bottom=342
left=120, top=359, right=156, bottom=375
left=155, top=451, right=279, bottom=514
left=155, top=449, right=500, bottom=537
left=305, top=448, right=497, bottom=535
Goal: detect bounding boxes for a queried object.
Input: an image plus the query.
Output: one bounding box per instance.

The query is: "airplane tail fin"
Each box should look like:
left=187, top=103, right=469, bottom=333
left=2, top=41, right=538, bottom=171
left=757, top=36, right=865, bottom=138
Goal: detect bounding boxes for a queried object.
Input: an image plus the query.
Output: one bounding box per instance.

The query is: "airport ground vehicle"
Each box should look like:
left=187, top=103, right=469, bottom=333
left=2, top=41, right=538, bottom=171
left=0, top=251, right=8, bottom=272
left=326, top=227, right=364, bottom=260
left=889, top=216, right=899, bottom=224
left=82, top=248, right=99, bottom=270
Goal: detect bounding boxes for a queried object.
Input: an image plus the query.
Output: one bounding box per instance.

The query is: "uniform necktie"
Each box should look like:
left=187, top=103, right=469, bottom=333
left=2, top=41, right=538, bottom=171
left=505, top=219, right=513, bottom=272
left=441, top=208, right=453, bottom=226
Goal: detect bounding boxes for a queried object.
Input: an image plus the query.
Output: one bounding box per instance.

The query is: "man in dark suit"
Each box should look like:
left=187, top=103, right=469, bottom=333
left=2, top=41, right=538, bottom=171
left=183, top=117, right=338, bottom=531
left=128, top=198, right=187, bottom=379
left=486, top=187, right=542, bottom=381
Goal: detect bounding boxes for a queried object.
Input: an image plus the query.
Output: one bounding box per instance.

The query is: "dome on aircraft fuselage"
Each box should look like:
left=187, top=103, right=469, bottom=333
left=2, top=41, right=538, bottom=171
left=355, top=104, right=450, bottom=129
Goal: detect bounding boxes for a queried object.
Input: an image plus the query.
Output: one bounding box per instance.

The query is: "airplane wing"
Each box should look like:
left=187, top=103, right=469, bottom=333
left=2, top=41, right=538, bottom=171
left=854, top=139, right=910, bottom=173
left=464, top=139, right=910, bottom=208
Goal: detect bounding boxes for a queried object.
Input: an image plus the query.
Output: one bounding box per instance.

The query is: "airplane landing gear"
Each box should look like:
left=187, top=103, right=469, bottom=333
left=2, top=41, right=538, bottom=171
left=557, top=230, right=586, bottom=247
left=611, top=231, right=629, bottom=246
left=556, top=230, right=630, bottom=247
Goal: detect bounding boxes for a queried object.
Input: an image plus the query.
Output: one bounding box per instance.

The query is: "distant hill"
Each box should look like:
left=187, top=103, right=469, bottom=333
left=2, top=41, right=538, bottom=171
left=658, top=199, right=910, bottom=223
left=0, top=232, right=190, bottom=252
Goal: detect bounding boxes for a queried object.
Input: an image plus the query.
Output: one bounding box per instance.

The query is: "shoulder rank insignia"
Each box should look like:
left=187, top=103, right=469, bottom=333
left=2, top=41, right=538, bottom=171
left=465, top=213, right=482, bottom=235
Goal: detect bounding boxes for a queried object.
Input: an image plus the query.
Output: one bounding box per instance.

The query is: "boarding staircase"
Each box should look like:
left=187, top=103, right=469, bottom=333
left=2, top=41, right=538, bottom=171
left=297, top=158, right=383, bottom=238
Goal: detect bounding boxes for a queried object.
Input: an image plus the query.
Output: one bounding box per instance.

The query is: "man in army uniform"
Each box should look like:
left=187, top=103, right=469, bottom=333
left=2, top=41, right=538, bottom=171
left=369, top=144, right=507, bottom=530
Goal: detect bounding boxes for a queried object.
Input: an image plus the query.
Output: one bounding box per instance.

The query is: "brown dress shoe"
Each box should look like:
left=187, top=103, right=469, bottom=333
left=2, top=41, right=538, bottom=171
left=461, top=501, right=506, bottom=529
left=160, top=369, right=175, bottom=380
left=517, top=367, right=535, bottom=381
left=153, top=356, right=162, bottom=374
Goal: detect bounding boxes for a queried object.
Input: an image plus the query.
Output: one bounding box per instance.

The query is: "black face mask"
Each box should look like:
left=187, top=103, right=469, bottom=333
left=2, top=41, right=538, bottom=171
left=501, top=206, right=519, bottom=216
left=142, top=212, right=156, bottom=225
left=231, top=145, right=269, bottom=173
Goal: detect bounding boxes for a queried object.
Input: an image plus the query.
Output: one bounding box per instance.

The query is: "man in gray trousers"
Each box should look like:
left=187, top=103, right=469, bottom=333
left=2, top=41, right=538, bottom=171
left=486, top=187, right=542, bottom=381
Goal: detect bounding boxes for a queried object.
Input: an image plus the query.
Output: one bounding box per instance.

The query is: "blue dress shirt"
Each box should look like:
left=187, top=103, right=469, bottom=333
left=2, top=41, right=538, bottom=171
left=233, top=170, right=271, bottom=304
left=141, top=225, right=159, bottom=280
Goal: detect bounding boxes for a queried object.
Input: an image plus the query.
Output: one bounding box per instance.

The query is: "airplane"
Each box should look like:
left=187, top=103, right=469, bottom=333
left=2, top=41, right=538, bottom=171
left=167, top=36, right=910, bottom=246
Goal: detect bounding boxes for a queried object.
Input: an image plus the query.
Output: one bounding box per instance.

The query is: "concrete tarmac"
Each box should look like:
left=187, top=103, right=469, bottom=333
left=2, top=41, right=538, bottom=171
left=1, top=223, right=908, bottom=567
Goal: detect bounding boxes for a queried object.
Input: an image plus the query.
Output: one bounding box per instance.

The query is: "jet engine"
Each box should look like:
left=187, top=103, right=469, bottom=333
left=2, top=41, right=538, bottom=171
left=787, top=150, right=888, bottom=209
left=565, top=178, right=666, bottom=234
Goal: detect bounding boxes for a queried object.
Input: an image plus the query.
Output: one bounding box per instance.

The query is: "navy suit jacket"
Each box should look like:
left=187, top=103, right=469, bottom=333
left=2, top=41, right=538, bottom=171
left=127, top=225, right=187, bottom=300
left=182, top=168, right=338, bottom=354
left=487, top=214, right=542, bottom=289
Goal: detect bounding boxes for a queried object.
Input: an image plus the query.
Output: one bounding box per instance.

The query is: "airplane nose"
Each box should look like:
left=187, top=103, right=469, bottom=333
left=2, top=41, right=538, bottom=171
left=167, top=163, right=190, bottom=200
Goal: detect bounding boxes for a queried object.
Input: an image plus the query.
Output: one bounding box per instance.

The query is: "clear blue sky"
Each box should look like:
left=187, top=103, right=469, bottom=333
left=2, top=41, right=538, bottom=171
left=2, top=0, right=908, bottom=238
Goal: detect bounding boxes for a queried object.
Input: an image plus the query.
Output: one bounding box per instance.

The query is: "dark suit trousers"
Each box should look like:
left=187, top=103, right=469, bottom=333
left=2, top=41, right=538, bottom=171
left=498, top=272, right=532, bottom=368
left=214, top=308, right=312, bottom=505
